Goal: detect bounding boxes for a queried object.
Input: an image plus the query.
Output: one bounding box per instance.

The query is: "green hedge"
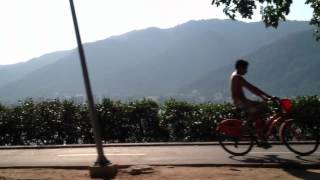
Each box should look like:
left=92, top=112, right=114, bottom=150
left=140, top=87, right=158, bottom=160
left=0, top=96, right=319, bottom=145
left=290, top=96, right=320, bottom=124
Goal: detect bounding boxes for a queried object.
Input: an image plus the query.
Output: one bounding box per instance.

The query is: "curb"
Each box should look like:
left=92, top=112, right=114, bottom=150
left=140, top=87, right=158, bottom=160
left=0, top=142, right=221, bottom=150
left=0, top=141, right=291, bottom=150
left=0, top=163, right=319, bottom=170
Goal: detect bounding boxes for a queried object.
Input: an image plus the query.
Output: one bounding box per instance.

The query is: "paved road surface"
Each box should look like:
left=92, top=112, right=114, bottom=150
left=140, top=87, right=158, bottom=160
left=0, top=144, right=319, bottom=168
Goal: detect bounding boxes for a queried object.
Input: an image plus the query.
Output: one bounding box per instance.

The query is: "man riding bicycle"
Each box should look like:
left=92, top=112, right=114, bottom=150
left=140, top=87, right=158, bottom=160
left=230, top=59, right=275, bottom=147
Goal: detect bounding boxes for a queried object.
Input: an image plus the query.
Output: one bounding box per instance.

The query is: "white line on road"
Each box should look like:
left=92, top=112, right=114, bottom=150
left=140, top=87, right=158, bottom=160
left=57, top=153, right=145, bottom=157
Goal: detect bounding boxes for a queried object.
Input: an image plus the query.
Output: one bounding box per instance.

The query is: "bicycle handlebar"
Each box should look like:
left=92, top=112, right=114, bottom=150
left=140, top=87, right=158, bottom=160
left=266, top=96, right=280, bottom=103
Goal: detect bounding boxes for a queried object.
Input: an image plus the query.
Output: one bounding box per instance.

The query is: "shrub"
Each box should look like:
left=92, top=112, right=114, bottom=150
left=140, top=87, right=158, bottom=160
left=0, top=96, right=318, bottom=145
left=291, top=95, right=320, bottom=125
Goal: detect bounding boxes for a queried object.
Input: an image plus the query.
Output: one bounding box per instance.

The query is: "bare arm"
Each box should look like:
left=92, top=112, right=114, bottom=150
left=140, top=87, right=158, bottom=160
left=240, top=77, right=271, bottom=100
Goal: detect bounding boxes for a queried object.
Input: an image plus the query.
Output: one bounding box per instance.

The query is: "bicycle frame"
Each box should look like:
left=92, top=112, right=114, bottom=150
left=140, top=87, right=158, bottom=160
left=265, top=114, right=285, bottom=139
left=260, top=99, right=293, bottom=140
left=217, top=98, right=293, bottom=140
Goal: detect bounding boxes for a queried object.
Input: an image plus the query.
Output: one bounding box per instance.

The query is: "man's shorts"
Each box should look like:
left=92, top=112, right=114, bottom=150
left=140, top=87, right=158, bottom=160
left=234, top=99, right=268, bottom=115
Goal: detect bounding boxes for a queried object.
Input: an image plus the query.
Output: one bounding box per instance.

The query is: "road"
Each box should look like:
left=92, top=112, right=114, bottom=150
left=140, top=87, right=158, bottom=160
left=0, top=144, right=319, bottom=168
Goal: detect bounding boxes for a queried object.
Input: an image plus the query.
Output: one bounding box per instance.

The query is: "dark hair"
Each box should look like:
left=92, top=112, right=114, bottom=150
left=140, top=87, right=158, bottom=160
left=235, top=59, right=248, bottom=69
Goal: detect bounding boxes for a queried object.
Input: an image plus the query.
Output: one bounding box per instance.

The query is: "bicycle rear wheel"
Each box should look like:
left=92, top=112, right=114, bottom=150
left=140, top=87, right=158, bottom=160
left=218, top=128, right=254, bottom=156
left=281, top=119, right=319, bottom=156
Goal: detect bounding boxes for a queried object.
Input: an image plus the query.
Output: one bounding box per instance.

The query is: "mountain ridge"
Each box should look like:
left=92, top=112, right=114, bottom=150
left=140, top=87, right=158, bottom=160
left=0, top=19, right=315, bottom=103
left=182, top=29, right=320, bottom=101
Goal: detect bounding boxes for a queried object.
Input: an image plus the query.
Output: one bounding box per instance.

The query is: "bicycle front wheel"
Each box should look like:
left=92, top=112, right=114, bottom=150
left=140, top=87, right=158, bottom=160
left=218, top=128, right=254, bottom=156
left=281, top=119, right=319, bottom=156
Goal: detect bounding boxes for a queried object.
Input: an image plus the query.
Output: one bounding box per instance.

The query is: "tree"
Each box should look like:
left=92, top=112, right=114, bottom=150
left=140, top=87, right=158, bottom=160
left=212, top=0, right=320, bottom=40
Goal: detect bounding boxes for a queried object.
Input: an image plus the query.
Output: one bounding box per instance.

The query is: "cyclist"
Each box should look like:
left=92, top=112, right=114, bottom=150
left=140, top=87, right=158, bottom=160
left=230, top=59, right=275, bottom=147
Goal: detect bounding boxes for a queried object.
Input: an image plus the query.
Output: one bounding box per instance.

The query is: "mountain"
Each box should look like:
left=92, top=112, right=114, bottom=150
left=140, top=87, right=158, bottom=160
left=0, top=19, right=314, bottom=103
left=0, top=51, right=71, bottom=88
left=182, top=29, right=320, bottom=101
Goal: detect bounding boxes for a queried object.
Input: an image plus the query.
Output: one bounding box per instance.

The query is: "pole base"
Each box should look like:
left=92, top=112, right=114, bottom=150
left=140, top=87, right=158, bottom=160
left=89, top=164, right=118, bottom=179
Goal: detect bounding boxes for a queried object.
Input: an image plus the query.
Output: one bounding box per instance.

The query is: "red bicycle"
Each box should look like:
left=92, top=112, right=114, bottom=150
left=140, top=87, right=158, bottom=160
left=217, top=98, right=319, bottom=156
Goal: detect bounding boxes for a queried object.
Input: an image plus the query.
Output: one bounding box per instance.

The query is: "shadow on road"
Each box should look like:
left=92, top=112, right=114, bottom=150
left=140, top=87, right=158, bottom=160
left=230, top=154, right=319, bottom=165
left=283, top=167, right=320, bottom=180
left=230, top=154, right=320, bottom=180
left=296, top=155, right=320, bottom=163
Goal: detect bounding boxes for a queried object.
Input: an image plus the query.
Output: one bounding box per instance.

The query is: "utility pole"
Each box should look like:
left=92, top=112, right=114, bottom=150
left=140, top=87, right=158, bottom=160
left=68, top=0, right=116, bottom=178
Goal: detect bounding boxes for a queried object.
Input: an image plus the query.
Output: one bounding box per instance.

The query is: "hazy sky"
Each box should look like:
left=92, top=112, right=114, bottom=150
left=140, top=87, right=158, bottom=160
left=0, top=0, right=313, bottom=65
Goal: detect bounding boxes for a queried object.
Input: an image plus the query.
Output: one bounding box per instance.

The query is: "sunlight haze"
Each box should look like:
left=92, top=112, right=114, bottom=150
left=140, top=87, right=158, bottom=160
left=0, top=0, right=313, bottom=65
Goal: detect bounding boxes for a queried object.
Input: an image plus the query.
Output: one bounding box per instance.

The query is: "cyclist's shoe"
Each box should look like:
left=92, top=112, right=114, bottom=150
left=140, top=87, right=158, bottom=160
left=257, top=139, right=272, bottom=149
